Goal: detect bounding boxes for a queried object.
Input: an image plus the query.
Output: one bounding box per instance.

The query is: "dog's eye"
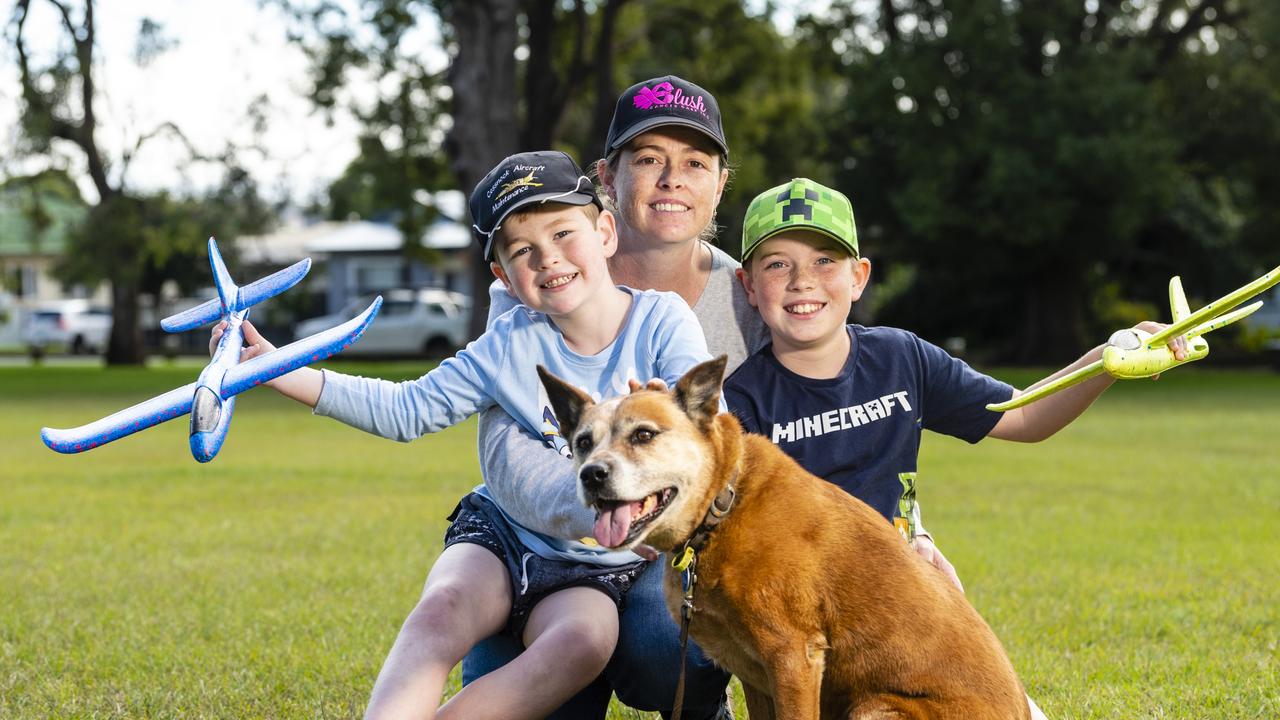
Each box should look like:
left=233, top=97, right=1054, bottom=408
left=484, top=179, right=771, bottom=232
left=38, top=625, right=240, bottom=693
left=631, top=428, right=656, bottom=445
left=574, top=434, right=593, bottom=453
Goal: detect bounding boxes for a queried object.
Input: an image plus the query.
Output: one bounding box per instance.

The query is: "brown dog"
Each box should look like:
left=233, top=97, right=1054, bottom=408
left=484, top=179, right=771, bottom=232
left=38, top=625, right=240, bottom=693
left=538, top=357, right=1030, bottom=720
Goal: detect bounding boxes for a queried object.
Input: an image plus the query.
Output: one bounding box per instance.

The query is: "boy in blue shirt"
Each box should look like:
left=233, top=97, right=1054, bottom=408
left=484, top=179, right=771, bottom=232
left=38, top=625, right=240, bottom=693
left=221, top=151, right=713, bottom=719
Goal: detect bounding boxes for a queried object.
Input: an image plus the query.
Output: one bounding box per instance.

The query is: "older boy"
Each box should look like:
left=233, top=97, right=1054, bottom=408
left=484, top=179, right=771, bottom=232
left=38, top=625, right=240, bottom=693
left=726, top=177, right=1184, bottom=528
left=220, top=151, right=714, bottom=719
left=723, top=179, right=1182, bottom=719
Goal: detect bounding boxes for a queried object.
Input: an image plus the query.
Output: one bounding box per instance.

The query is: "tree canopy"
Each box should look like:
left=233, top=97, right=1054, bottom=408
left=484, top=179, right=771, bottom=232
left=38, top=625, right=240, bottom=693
left=7, top=0, right=1276, bottom=362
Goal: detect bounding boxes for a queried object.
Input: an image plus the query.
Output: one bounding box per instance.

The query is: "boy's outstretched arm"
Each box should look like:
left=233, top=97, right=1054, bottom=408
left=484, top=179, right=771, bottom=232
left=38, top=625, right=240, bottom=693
left=989, top=321, right=1186, bottom=443
left=211, top=319, right=324, bottom=407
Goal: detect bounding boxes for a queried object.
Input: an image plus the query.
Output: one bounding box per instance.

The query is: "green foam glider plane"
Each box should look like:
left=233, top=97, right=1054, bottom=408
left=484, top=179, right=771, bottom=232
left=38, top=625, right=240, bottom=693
left=988, top=265, right=1280, bottom=413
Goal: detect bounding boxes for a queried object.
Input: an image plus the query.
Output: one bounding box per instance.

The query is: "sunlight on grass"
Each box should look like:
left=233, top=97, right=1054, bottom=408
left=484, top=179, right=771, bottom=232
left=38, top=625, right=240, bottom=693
left=2, top=363, right=1277, bottom=718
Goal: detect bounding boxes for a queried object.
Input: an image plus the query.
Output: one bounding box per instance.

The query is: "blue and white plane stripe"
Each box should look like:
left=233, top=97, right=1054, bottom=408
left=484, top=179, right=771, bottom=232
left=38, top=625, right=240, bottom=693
left=41, top=237, right=383, bottom=462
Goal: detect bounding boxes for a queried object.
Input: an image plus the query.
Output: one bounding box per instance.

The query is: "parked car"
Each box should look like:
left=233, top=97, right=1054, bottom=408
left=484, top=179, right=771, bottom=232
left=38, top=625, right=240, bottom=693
left=22, top=299, right=112, bottom=356
left=295, top=288, right=471, bottom=357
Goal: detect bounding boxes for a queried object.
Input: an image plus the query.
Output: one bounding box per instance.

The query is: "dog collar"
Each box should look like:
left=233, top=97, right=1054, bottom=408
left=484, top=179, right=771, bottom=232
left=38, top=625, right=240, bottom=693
left=672, top=470, right=738, bottom=569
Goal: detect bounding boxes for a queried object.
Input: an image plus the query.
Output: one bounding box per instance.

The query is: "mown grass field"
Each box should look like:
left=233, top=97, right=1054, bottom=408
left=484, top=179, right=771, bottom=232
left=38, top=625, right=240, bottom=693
left=1, top=362, right=1277, bottom=718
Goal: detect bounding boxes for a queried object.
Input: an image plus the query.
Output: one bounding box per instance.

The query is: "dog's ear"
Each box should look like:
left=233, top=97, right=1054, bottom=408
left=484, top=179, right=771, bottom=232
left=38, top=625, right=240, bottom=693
left=673, top=355, right=728, bottom=431
left=538, top=365, right=595, bottom=443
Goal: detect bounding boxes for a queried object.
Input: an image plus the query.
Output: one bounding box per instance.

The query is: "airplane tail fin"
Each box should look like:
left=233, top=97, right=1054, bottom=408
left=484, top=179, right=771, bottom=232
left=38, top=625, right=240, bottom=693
left=161, top=242, right=312, bottom=333
left=209, top=237, right=240, bottom=313
left=1168, top=276, right=1191, bottom=323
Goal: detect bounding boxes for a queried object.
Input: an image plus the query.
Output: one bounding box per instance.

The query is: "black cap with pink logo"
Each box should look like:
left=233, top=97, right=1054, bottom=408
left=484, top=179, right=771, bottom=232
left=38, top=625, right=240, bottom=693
left=604, top=75, right=729, bottom=159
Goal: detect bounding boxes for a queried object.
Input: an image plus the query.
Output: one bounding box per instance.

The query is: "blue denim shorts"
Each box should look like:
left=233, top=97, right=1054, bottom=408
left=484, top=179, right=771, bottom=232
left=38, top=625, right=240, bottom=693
left=444, top=492, right=648, bottom=638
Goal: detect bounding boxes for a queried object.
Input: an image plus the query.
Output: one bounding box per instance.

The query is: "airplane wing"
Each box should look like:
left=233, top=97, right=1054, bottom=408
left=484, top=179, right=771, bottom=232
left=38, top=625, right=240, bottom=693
left=220, top=296, right=383, bottom=398
left=161, top=297, right=223, bottom=334
left=160, top=258, right=312, bottom=333
left=1186, top=301, right=1263, bottom=340
left=986, top=359, right=1106, bottom=412
left=236, top=258, right=311, bottom=311
left=1144, top=266, right=1280, bottom=349
left=42, top=382, right=198, bottom=453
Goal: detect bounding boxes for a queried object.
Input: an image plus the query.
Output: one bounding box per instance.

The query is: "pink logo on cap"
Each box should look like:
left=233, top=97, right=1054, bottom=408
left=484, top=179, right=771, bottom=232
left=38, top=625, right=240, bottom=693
left=632, top=81, right=708, bottom=117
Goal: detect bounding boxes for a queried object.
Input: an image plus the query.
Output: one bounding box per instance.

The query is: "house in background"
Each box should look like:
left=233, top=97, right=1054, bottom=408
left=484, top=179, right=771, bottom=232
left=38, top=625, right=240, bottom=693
left=0, top=178, right=476, bottom=350
left=0, top=173, right=100, bottom=348
left=236, top=190, right=475, bottom=319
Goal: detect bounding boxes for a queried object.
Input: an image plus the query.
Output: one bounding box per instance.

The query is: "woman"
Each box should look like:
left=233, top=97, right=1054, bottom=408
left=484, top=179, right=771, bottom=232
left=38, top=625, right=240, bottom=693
left=461, top=75, right=962, bottom=718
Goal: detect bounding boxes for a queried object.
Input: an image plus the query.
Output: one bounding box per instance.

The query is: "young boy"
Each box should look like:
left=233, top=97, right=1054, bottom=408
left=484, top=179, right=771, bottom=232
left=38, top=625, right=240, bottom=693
left=724, top=177, right=1184, bottom=549
left=220, top=151, right=713, bottom=719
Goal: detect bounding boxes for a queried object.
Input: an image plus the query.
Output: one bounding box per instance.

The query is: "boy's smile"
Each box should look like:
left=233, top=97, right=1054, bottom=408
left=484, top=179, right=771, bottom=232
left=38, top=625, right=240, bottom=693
left=540, top=271, right=579, bottom=290
left=740, top=232, right=871, bottom=359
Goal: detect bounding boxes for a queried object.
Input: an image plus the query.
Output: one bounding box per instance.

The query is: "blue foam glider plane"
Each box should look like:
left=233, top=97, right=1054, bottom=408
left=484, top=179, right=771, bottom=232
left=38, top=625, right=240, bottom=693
left=41, top=237, right=383, bottom=462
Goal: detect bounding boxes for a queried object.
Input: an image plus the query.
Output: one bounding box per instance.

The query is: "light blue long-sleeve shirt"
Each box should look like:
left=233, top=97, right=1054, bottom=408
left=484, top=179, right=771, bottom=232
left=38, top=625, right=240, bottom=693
left=314, top=286, right=712, bottom=565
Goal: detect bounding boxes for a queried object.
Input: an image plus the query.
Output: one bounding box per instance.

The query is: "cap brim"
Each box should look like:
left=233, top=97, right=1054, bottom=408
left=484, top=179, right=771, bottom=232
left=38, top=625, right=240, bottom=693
left=743, top=225, right=858, bottom=261
left=608, top=116, right=729, bottom=157
left=483, top=191, right=602, bottom=260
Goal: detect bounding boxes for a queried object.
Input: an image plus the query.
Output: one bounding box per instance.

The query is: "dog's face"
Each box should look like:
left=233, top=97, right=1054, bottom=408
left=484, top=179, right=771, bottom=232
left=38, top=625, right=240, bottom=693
left=538, top=357, right=729, bottom=552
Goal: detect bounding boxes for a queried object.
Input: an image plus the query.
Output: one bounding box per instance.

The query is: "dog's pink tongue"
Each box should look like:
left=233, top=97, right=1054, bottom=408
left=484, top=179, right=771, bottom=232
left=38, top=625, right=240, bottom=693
left=593, top=501, right=640, bottom=548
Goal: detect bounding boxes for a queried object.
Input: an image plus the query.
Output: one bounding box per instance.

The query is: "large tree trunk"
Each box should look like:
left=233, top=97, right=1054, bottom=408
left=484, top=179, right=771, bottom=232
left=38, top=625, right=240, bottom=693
left=17, top=0, right=148, bottom=365
left=441, top=0, right=520, bottom=340
left=106, top=276, right=146, bottom=365
left=588, top=0, right=629, bottom=156
left=97, top=195, right=148, bottom=365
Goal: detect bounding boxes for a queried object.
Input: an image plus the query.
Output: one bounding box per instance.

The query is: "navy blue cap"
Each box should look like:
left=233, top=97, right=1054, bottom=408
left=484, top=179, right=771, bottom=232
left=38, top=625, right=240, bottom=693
left=469, top=151, right=602, bottom=261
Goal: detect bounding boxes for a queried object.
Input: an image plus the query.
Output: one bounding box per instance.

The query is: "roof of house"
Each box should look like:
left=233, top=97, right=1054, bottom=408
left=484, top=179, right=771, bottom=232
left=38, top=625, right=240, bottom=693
left=238, top=214, right=471, bottom=264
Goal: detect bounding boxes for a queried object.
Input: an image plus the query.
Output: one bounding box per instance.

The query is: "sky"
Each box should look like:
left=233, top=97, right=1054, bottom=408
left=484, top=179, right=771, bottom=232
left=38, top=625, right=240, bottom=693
left=0, top=0, right=444, bottom=205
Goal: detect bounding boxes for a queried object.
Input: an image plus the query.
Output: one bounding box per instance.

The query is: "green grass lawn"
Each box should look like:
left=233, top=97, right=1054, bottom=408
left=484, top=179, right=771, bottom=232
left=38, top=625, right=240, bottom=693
left=1, top=362, right=1277, bottom=718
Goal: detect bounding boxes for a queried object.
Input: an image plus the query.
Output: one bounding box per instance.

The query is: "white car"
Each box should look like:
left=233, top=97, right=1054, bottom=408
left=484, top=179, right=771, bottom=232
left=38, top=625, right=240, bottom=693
left=295, top=288, right=471, bottom=357
left=23, top=299, right=112, bottom=355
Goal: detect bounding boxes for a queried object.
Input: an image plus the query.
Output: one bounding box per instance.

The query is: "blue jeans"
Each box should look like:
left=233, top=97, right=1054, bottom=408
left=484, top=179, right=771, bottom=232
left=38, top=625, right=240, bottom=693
left=462, top=559, right=732, bottom=719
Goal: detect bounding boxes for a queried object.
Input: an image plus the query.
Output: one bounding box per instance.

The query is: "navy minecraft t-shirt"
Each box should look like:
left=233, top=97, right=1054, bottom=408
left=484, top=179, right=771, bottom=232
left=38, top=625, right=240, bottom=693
left=722, top=325, right=1014, bottom=527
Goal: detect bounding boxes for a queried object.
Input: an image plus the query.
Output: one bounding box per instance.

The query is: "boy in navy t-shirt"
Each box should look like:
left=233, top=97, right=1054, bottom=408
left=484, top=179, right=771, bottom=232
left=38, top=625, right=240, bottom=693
left=723, top=178, right=1185, bottom=542
left=723, top=179, right=1183, bottom=720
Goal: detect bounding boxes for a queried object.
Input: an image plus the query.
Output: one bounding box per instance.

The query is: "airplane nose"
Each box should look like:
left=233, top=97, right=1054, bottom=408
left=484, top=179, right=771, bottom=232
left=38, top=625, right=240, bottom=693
left=190, top=434, right=218, bottom=463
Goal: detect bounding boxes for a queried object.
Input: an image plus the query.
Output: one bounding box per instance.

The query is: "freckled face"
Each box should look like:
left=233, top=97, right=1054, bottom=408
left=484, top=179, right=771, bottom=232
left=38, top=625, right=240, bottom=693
left=599, top=127, right=729, bottom=248
left=490, top=206, right=618, bottom=319
left=741, top=232, right=870, bottom=354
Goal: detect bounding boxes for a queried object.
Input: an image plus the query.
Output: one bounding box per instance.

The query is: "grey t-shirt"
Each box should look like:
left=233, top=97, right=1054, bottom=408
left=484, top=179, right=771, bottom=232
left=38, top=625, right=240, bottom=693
left=694, top=243, right=769, bottom=371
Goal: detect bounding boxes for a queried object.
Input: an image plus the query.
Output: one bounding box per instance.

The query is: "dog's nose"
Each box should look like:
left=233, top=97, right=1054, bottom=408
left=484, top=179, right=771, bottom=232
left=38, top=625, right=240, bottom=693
left=579, top=463, right=610, bottom=492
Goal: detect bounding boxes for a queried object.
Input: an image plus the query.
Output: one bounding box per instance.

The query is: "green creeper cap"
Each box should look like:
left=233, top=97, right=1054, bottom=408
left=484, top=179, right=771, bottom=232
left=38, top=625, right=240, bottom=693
left=741, top=178, right=858, bottom=262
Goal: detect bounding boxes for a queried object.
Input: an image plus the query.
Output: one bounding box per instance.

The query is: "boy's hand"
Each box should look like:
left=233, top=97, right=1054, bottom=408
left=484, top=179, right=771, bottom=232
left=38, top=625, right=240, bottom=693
left=912, top=535, right=964, bottom=593
left=1123, top=321, right=1188, bottom=379
left=209, top=319, right=277, bottom=362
